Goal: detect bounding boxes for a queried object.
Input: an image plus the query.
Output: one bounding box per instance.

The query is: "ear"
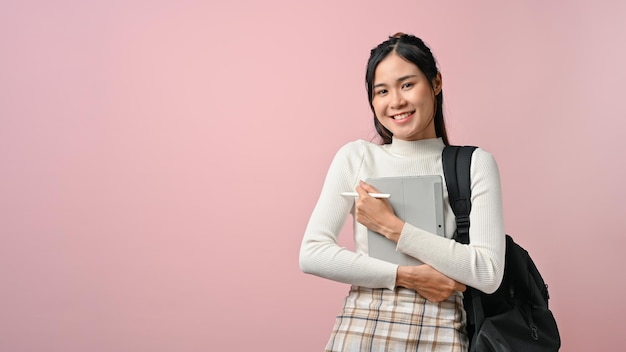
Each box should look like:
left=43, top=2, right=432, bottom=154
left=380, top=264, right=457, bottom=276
left=432, top=72, right=442, bottom=95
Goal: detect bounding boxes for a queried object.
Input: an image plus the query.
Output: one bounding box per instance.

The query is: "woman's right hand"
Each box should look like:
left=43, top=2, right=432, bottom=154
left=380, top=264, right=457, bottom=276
left=396, top=265, right=466, bottom=302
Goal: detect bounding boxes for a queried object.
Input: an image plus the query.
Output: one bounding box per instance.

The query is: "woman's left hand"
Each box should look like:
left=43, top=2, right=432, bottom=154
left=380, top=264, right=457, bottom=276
left=355, top=180, right=405, bottom=242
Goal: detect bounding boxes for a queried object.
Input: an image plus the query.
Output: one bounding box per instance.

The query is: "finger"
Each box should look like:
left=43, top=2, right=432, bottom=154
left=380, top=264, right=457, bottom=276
left=355, top=183, right=370, bottom=198
left=359, top=180, right=381, bottom=193
left=455, top=282, right=467, bottom=292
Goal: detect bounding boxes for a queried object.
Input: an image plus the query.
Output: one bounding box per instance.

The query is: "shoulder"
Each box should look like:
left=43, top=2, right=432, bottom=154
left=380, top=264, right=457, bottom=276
left=334, top=139, right=382, bottom=159
left=446, top=145, right=498, bottom=169
left=468, top=147, right=502, bottom=183
left=471, top=147, right=499, bottom=170
left=327, top=139, right=383, bottom=174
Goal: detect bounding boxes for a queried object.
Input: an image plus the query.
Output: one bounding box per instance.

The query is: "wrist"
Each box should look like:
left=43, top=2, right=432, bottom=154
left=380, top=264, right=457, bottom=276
left=396, top=266, right=417, bottom=288
left=382, top=218, right=404, bottom=242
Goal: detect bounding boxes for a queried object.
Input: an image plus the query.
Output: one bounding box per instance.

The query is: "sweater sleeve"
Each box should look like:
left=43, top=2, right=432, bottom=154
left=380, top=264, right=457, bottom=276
left=299, top=142, right=399, bottom=290
left=395, top=149, right=506, bottom=293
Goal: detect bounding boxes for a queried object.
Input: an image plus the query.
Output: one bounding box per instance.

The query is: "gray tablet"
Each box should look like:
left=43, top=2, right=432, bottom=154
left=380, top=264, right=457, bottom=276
left=366, top=175, right=445, bottom=266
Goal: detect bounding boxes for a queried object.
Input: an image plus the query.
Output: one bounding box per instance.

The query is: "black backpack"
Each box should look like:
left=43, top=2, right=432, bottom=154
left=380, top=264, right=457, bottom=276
left=442, top=146, right=561, bottom=352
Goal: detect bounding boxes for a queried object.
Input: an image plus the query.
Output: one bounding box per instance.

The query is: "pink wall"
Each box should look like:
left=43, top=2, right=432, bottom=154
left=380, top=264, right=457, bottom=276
left=1, top=0, right=624, bottom=350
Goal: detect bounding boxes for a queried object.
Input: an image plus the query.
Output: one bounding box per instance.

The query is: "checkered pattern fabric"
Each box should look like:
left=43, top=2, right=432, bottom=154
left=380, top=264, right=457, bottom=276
left=325, top=286, right=468, bottom=351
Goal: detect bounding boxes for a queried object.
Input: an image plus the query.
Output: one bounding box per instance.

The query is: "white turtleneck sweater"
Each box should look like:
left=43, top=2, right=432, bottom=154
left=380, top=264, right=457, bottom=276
left=300, top=137, right=506, bottom=294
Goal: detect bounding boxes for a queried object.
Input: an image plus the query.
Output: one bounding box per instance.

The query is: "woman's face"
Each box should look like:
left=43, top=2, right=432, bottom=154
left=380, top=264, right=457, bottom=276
left=372, top=53, right=441, bottom=141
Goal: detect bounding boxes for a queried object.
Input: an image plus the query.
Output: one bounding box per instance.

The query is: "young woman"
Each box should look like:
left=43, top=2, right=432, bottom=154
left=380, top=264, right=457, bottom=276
left=299, top=33, right=506, bottom=351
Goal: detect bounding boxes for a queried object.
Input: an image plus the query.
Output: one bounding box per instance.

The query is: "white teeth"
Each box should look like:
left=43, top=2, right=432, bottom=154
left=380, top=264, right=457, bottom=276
left=393, top=112, right=411, bottom=120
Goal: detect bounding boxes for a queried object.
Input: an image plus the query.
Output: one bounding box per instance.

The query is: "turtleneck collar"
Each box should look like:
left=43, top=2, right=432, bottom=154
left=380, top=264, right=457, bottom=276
left=385, top=137, right=445, bottom=157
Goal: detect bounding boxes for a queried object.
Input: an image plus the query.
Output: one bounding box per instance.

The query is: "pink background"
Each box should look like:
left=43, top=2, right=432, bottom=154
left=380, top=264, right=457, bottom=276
left=1, top=0, right=625, bottom=350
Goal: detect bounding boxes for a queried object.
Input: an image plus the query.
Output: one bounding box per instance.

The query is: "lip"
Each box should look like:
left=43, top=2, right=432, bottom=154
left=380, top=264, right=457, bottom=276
left=390, top=111, right=415, bottom=124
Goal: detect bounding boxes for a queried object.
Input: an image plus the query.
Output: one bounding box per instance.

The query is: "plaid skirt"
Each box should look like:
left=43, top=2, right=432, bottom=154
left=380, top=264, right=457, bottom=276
left=325, top=286, right=468, bottom=352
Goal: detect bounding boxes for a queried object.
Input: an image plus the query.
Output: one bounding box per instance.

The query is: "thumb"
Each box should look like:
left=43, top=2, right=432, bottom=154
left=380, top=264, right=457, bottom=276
left=356, top=181, right=370, bottom=197
left=359, top=180, right=380, bottom=193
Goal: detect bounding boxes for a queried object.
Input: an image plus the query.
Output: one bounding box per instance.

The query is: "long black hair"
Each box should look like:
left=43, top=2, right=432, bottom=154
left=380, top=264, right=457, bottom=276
left=366, top=33, right=449, bottom=145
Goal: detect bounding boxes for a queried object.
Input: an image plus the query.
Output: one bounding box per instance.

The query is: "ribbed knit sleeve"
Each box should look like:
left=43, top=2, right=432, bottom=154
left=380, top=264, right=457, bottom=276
left=299, top=141, right=399, bottom=290
left=395, top=149, right=506, bottom=293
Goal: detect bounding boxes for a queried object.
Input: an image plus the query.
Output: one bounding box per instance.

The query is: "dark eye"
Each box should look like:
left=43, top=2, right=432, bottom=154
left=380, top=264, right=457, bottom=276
left=376, top=89, right=388, bottom=96
left=402, top=82, right=414, bottom=89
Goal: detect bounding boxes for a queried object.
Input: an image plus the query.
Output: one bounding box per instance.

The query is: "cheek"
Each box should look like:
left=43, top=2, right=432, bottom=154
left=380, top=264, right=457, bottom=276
left=372, top=99, right=385, bottom=117
left=417, top=90, right=436, bottom=108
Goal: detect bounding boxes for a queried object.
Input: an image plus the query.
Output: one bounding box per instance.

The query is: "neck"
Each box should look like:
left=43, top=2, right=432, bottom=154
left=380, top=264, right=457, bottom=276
left=387, top=137, right=445, bottom=156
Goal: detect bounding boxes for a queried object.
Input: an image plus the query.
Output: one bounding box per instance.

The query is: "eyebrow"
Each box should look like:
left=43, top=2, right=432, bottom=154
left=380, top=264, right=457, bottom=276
left=373, top=74, right=419, bottom=89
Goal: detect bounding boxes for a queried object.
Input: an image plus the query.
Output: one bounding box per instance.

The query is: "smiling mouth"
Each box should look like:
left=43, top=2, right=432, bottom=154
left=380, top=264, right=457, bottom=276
left=392, top=111, right=414, bottom=121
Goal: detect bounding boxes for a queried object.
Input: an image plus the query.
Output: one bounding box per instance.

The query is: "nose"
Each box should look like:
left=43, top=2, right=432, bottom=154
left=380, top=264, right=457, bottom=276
left=390, top=90, right=406, bottom=108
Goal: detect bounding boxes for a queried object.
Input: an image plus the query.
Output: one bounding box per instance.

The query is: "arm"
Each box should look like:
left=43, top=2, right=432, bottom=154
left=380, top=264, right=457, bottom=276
left=355, top=180, right=466, bottom=302
left=299, top=142, right=399, bottom=290
left=395, top=150, right=506, bottom=293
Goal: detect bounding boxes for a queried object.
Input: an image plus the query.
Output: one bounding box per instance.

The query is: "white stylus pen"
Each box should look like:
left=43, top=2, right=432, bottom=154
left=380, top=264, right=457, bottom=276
left=340, top=192, right=391, bottom=199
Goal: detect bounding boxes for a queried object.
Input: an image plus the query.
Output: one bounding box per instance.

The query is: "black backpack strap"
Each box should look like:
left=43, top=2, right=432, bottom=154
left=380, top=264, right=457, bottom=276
left=442, top=145, right=484, bottom=351
left=442, top=146, right=477, bottom=244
